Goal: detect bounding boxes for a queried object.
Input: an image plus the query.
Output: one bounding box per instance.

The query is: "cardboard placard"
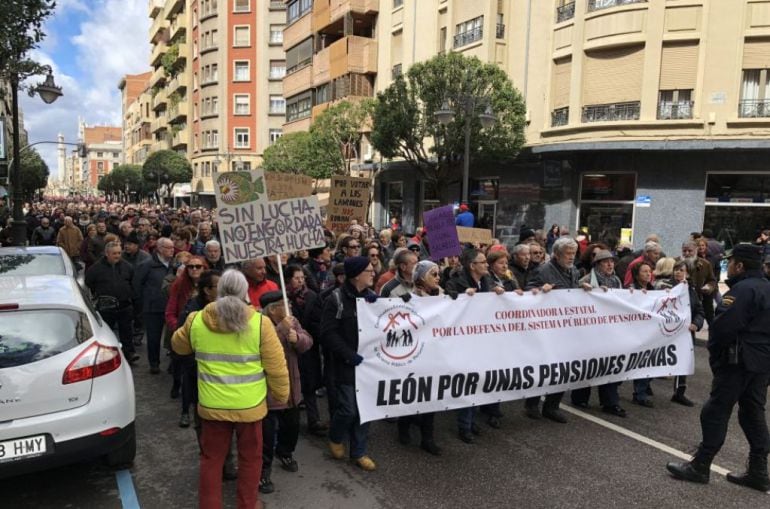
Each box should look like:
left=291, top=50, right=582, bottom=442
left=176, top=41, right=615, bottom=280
left=326, top=175, right=371, bottom=232
left=265, top=172, right=313, bottom=201
left=423, top=205, right=462, bottom=261
left=456, top=226, right=494, bottom=245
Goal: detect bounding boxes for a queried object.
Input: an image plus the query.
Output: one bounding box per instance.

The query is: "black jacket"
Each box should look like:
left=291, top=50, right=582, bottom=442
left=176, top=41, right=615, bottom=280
left=133, top=253, right=173, bottom=313
left=319, top=282, right=375, bottom=386
left=85, top=257, right=134, bottom=307
left=509, top=262, right=530, bottom=290
left=709, top=270, right=770, bottom=372
left=526, top=258, right=580, bottom=290
left=444, top=269, right=496, bottom=297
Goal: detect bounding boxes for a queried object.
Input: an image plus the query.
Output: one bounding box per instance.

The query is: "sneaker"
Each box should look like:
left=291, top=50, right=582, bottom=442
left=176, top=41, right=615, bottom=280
left=278, top=455, right=299, bottom=473
left=328, top=441, right=345, bottom=460
left=178, top=413, right=191, bottom=428
left=354, top=456, right=376, bottom=471
left=258, top=476, right=274, bottom=493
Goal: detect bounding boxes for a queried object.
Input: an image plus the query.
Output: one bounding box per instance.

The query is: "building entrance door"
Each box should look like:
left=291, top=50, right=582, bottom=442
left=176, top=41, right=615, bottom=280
left=477, top=201, right=497, bottom=232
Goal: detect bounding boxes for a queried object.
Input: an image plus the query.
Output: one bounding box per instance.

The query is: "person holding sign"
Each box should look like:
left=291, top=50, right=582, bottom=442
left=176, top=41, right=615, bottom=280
left=445, top=249, right=506, bottom=442
left=320, top=257, right=378, bottom=471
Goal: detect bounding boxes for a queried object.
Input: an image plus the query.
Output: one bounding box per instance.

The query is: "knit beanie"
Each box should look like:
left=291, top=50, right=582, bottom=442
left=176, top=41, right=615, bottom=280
left=413, top=260, right=438, bottom=285
left=344, top=256, right=370, bottom=279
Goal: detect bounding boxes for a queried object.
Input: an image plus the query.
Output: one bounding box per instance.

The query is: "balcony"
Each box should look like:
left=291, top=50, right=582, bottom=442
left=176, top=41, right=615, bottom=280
left=283, top=117, right=312, bottom=134
left=314, top=46, right=330, bottom=85
left=150, top=41, right=167, bottom=67
left=551, top=107, right=569, bottom=127
left=587, top=0, right=647, bottom=13
left=329, top=35, right=378, bottom=80
left=152, top=89, right=168, bottom=111
left=149, top=0, right=164, bottom=17
left=496, top=23, right=505, bottom=39
left=582, top=101, right=640, bottom=122
left=657, top=101, right=694, bottom=120
left=165, top=0, right=184, bottom=20
left=284, top=9, right=312, bottom=51
left=269, top=1, right=285, bottom=9
left=172, top=129, right=189, bottom=149
left=556, top=2, right=575, bottom=23
left=739, top=99, right=770, bottom=118
left=168, top=100, right=188, bottom=123
left=454, top=26, right=483, bottom=49
left=151, top=117, right=167, bottom=133
left=150, top=66, right=165, bottom=87
left=167, top=75, right=186, bottom=94
left=173, top=43, right=188, bottom=64
left=313, top=0, right=378, bottom=32
left=283, top=64, right=314, bottom=98
left=169, top=14, right=187, bottom=41
left=149, top=15, right=167, bottom=43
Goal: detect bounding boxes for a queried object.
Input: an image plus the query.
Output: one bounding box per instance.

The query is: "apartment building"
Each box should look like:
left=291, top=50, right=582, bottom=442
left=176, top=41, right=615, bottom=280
left=81, top=124, right=123, bottom=192
left=366, top=0, right=770, bottom=251
left=119, top=72, right=154, bottom=165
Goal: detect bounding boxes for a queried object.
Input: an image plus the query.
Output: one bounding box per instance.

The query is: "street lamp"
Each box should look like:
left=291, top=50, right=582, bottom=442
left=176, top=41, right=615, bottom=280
left=433, top=97, right=496, bottom=205
left=10, top=68, right=63, bottom=246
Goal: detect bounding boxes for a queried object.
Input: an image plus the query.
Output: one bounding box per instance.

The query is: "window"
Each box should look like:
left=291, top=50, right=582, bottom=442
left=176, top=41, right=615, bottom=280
left=286, top=38, right=313, bottom=74
left=97, top=162, right=104, bottom=171
left=234, top=128, right=250, bottom=148
left=393, top=0, right=403, bottom=8
left=234, top=0, right=250, bottom=12
left=286, top=91, right=312, bottom=122
left=438, top=27, right=447, bottom=54
left=194, top=162, right=199, bottom=177
left=705, top=173, right=770, bottom=247
left=556, top=1, right=575, bottom=23
left=454, top=16, right=483, bottom=48
left=269, top=129, right=283, bottom=145
left=234, top=26, right=250, bottom=47
left=740, top=69, right=770, bottom=118
left=287, top=0, right=312, bottom=24
left=202, top=130, right=219, bottom=149
left=387, top=182, right=403, bottom=226
left=269, top=60, right=286, bottom=80
left=315, top=83, right=330, bottom=104
left=234, top=94, right=250, bottom=115
left=270, top=25, right=284, bottom=45
left=391, top=64, right=402, bottom=80
left=658, top=90, right=693, bottom=120
left=233, top=61, right=250, bottom=81
left=97, top=152, right=103, bottom=157
left=269, top=95, right=286, bottom=114
left=202, top=63, right=218, bottom=84
left=579, top=173, right=636, bottom=246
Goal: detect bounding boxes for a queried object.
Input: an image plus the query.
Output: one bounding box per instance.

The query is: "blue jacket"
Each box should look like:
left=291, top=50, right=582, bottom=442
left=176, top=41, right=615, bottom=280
left=133, top=253, right=173, bottom=314
left=709, top=270, right=770, bottom=372
left=455, top=211, right=474, bottom=227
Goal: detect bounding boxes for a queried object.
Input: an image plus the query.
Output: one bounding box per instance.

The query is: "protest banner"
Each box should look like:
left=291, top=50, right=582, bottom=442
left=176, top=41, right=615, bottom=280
left=214, top=169, right=325, bottom=265
left=423, top=205, right=462, bottom=261
left=265, top=172, right=313, bottom=201
left=456, top=226, right=494, bottom=245
left=326, top=175, right=371, bottom=232
left=355, top=285, right=694, bottom=423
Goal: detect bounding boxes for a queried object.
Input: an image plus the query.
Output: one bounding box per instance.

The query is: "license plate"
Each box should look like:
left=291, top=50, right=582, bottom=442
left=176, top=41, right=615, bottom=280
left=0, top=435, right=47, bottom=462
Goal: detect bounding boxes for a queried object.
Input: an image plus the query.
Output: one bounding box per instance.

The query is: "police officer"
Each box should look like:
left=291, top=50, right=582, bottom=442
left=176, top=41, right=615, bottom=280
left=666, top=243, right=770, bottom=492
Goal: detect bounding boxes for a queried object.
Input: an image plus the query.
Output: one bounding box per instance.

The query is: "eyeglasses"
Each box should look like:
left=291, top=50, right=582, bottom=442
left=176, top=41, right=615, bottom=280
left=187, top=265, right=203, bottom=269
left=428, top=271, right=440, bottom=277
left=369, top=252, right=379, bottom=257
left=347, top=244, right=361, bottom=249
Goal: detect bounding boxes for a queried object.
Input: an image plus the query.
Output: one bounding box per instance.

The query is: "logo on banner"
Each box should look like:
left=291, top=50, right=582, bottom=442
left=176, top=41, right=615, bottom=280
left=652, top=295, right=686, bottom=336
left=373, top=304, right=426, bottom=367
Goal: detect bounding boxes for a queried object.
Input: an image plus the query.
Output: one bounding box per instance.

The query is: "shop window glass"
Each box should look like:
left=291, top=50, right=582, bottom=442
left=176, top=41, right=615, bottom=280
left=580, top=173, right=635, bottom=201
left=705, top=173, right=770, bottom=203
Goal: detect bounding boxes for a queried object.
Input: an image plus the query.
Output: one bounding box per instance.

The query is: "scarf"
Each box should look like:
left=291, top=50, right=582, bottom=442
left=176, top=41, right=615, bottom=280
left=590, top=268, right=621, bottom=289
left=288, top=284, right=307, bottom=310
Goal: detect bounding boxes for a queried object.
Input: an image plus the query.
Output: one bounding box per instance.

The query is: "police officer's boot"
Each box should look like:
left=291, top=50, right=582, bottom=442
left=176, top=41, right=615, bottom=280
left=726, top=455, right=770, bottom=493
left=666, top=454, right=711, bottom=484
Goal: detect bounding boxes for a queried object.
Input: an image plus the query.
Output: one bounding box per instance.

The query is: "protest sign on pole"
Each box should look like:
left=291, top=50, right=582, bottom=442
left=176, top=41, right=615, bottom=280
left=456, top=226, right=494, bottom=245
left=423, top=205, right=462, bottom=261
left=264, top=172, right=314, bottom=201
left=214, top=169, right=325, bottom=265
left=355, top=285, right=694, bottom=423
left=326, top=175, right=371, bottom=233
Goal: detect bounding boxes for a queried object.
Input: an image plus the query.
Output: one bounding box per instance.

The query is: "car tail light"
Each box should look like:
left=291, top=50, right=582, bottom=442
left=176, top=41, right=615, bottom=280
left=62, top=342, right=122, bottom=385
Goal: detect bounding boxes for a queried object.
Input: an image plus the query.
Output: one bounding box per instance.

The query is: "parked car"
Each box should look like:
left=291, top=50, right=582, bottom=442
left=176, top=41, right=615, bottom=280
left=0, top=275, right=135, bottom=478
left=0, top=246, right=84, bottom=287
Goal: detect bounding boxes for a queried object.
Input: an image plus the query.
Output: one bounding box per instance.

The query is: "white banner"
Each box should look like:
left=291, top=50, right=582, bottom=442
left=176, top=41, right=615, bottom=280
left=355, top=285, right=694, bottom=423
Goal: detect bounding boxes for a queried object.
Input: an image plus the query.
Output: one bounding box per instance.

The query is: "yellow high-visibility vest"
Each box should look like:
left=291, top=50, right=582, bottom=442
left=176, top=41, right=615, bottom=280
left=190, top=311, right=266, bottom=411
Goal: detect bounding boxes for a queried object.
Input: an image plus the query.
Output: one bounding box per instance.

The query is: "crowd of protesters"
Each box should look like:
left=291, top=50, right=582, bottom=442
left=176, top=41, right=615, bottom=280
left=4, top=197, right=770, bottom=507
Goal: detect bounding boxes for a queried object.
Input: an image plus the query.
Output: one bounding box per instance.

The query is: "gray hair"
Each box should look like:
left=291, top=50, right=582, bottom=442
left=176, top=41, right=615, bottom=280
left=644, top=241, right=661, bottom=253
left=512, top=243, right=530, bottom=256
left=215, top=270, right=250, bottom=333
left=552, top=236, right=578, bottom=255
left=681, top=240, right=697, bottom=250
left=157, top=237, right=173, bottom=249
left=104, top=241, right=121, bottom=253
left=205, top=239, right=221, bottom=250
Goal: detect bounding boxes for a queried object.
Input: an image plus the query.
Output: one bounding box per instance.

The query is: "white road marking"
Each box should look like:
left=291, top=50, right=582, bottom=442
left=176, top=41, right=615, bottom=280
left=560, top=404, right=730, bottom=476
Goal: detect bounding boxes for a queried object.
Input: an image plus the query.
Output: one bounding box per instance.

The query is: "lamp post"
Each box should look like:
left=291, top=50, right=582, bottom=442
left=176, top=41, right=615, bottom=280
left=434, top=97, right=496, bottom=205
left=10, top=69, right=62, bottom=246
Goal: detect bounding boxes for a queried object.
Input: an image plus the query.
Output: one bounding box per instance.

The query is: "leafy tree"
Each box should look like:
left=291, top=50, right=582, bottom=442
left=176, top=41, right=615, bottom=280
left=109, top=164, right=144, bottom=203
left=371, top=52, right=526, bottom=202
left=142, top=149, right=192, bottom=202
left=0, top=1, right=56, bottom=84
left=97, top=172, right=115, bottom=200
left=262, top=131, right=342, bottom=182
left=18, top=147, right=49, bottom=201
left=311, top=99, right=375, bottom=174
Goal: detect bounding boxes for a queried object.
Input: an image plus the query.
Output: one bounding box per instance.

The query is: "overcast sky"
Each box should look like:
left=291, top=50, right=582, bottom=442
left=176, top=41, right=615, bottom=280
left=21, top=0, right=151, bottom=179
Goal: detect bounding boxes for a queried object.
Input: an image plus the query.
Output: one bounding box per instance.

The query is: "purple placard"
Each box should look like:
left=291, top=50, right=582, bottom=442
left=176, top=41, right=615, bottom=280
left=423, top=205, right=462, bottom=261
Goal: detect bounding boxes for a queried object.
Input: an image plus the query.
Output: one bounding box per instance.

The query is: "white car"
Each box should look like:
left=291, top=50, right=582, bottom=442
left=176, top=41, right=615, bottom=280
left=0, top=246, right=84, bottom=287
left=0, top=275, right=136, bottom=478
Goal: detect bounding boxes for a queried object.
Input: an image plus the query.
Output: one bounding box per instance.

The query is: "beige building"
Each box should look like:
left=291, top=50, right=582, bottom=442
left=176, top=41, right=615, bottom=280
left=119, top=72, right=154, bottom=166
left=363, top=0, right=770, bottom=252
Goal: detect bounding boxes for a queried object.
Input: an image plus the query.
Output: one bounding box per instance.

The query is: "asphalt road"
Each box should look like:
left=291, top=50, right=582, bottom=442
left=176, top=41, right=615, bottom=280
left=3, top=337, right=769, bottom=509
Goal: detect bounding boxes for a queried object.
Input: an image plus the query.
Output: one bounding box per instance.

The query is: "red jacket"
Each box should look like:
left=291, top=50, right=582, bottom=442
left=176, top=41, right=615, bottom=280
left=247, top=278, right=279, bottom=309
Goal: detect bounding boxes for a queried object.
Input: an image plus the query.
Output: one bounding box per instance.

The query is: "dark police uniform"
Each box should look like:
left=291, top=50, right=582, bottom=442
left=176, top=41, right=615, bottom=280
left=667, top=244, right=770, bottom=490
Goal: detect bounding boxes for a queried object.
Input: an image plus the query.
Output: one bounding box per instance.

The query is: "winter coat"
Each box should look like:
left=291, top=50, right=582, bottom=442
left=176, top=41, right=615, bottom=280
left=444, top=268, right=497, bottom=297
left=526, top=258, right=580, bottom=290
left=56, top=225, right=83, bottom=258
left=31, top=226, right=56, bottom=246
left=133, top=253, right=173, bottom=313
left=268, top=316, right=312, bottom=410
left=85, top=257, right=134, bottom=307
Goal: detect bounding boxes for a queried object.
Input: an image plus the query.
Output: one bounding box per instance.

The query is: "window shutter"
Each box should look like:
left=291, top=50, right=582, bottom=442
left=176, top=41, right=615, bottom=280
left=392, top=30, right=403, bottom=66
left=551, top=57, right=572, bottom=109
left=583, top=45, right=644, bottom=105
left=659, top=42, right=698, bottom=90
left=743, top=38, right=770, bottom=69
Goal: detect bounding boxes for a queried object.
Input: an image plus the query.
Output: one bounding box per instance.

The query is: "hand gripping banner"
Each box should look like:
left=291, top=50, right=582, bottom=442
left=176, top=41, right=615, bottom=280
left=355, top=285, right=694, bottom=423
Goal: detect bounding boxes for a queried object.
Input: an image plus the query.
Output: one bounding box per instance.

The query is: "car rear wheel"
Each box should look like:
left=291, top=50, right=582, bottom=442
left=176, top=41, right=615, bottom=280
left=104, top=427, right=136, bottom=468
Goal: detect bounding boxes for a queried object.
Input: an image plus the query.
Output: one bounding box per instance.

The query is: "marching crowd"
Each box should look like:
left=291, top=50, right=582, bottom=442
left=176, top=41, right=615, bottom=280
left=2, top=198, right=770, bottom=507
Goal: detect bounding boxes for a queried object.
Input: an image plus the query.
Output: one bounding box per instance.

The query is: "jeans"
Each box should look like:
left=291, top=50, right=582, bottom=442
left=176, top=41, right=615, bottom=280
left=144, top=312, right=165, bottom=367
left=633, top=379, right=651, bottom=401
left=456, top=407, right=477, bottom=432
left=101, top=306, right=135, bottom=357
left=262, top=407, right=300, bottom=471
left=199, top=419, right=262, bottom=509
left=329, top=383, right=369, bottom=459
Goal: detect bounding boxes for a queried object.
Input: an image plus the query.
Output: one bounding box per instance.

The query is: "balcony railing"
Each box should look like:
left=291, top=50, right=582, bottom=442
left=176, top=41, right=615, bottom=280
left=496, top=23, right=505, bottom=39
left=551, top=107, right=569, bottom=127
left=588, top=0, right=647, bottom=12
left=556, top=2, right=575, bottom=23
left=739, top=99, right=770, bottom=118
left=454, top=26, right=483, bottom=48
left=657, top=101, right=694, bottom=120
left=582, top=101, right=640, bottom=122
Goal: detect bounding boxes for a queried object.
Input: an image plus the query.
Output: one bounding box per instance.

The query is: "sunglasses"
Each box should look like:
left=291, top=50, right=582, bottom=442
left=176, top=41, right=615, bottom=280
left=187, top=265, right=204, bottom=269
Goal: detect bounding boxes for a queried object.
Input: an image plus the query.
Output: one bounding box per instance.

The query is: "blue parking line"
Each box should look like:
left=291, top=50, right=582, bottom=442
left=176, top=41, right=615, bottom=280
left=115, top=469, right=141, bottom=509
